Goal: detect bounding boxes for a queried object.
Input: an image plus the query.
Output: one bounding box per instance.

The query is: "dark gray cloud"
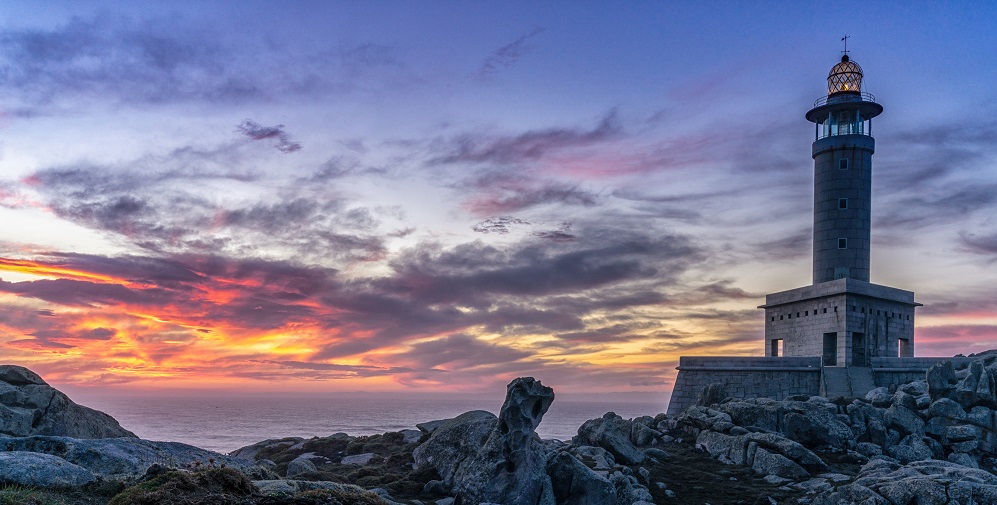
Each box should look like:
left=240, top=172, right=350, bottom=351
left=236, top=120, right=302, bottom=153
left=960, top=231, right=997, bottom=256
left=430, top=110, right=621, bottom=165
left=472, top=216, right=530, bottom=234
left=476, top=28, right=543, bottom=80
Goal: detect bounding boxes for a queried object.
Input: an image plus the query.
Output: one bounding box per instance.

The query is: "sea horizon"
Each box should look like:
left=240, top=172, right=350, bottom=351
left=69, top=391, right=667, bottom=454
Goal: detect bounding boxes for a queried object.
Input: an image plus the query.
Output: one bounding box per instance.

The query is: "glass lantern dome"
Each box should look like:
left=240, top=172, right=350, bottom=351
left=827, top=55, right=863, bottom=95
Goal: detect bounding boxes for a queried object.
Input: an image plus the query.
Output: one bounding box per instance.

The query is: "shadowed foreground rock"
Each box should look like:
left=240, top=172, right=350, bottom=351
left=0, top=364, right=136, bottom=439
left=454, top=377, right=556, bottom=504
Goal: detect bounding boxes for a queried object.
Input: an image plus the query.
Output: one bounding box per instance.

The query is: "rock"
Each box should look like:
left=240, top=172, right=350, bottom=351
left=697, top=382, right=728, bottom=407
left=573, top=412, right=645, bottom=465
left=898, top=380, right=928, bottom=397
left=417, top=419, right=449, bottom=434
left=453, top=377, right=555, bottom=505
left=695, top=430, right=826, bottom=479
left=229, top=437, right=305, bottom=460
left=948, top=452, right=979, bottom=468
left=630, top=423, right=659, bottom=447
left=341, top=452, right=377, bottom=465
left=751, top=448, right=809, bottom=480
left=610, top=472, right=654, bottom=504
left=711, top=398, right=853, bottom=450
left=254, top=479, right=384, bottom=499
left=0, top=451, right=96, bottom=488
left=412, top=410, right=497, bottom=487
left=286, top=454, right=318, bottom=477
left=400, top=429, right=423, bottom=444
left=815, top=459, right=997, bottom=505
left=422, top=479, right=448, bottom=494
left=927, top=360, right=956, bottom=399
left=886, top=434, right=933, bottom=464
left=0, top=435, right=261, bottom=480
left=0, top=365, right=136, bottom=439
left=546, top=451, right=617, bottom=505
left=570, top=445, right=615, bottom=470
left=883, top=404, right=924, bottom=436
left=926, top=398, right=965, bottom=421
left=855, top=442, right=882, bottom=458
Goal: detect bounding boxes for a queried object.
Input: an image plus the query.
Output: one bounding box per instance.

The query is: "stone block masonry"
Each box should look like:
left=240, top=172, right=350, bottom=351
left=666, top=357, right=821, bottom=416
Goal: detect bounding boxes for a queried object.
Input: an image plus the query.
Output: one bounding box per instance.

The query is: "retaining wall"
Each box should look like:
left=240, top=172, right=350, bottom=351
left=666, top=357, right=822, bottom=416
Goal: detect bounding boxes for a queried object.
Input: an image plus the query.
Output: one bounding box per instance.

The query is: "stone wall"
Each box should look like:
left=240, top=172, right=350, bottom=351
left=666, top=357, right=822, bottom=416
left=871, top=356, right=976, bottom=390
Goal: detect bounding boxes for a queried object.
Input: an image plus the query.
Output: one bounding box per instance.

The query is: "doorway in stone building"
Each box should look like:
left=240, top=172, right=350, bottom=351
left=852, top=332, right=867, bottom=366
left=823, top=332, right=838, bottom=366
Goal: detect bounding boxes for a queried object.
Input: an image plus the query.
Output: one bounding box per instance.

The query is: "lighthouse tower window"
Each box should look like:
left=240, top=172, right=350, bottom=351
left=838, top=238, right=847, bottom=249
left=838, top=158, right=849, bottom=170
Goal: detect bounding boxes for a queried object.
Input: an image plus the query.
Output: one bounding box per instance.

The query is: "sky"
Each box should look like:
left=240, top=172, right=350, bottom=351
left=1, top=1, right=996, bottom=401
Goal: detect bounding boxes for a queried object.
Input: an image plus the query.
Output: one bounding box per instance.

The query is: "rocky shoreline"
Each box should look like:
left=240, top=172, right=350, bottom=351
left=3, top=354, right=997, bottom=504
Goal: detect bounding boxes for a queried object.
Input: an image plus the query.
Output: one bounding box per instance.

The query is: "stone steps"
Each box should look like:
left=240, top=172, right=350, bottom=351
left=821, top=366, right=876, bottom=399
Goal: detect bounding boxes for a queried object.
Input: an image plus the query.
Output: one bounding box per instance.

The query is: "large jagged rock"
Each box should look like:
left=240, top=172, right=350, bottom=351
left=412, top=410, right=497, bottom=488
left=573, top=412, right=645, bottom=465
left=546, top=451, right=617, bottom=505
left=453, top=377, right=556, bottom=505
left=0, top=364, right=135, bottom=439
left=0, top=436, right=265, bottom=481
left=0, top=451, right=96, bottom=488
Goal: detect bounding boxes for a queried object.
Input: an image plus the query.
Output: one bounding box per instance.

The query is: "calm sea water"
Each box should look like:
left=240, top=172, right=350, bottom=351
left=73, top=394, right=664, bottom=454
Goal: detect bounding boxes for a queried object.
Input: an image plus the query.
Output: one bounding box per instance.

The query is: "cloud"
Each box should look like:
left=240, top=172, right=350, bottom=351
left=476, top=28, right=543, bottom=80
left=960, top=231, right=997, bottom=256
left=431, top=110, right=621, bottom=166
left=235, top=119, right=302, bottom=153
left=472, top=216, right=530, bottom=234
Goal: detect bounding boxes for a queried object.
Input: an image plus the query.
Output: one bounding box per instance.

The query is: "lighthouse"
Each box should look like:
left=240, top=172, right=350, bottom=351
left=665, top=49, right=940, bottom=413
left=759, top=52, right=920, bottom=388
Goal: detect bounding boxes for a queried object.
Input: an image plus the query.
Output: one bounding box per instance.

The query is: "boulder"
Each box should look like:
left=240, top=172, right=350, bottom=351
left=286, top=453, right=318, bottom=477
left=341, top=452, right=377, bottom=465
left=229, top=437, right=306, bottom=460
left=697, top=382, right=727, bottom=407
left=0, top=365, right=135, bottom=439
left=883, top=404, right=924, bottom=436
left=453, top=377, right=556, bottom=505
left=0, top=435, right=263, bottom=480
left=546, top=451, right=616, bottom=505
left=412, top=410, right=497, bottom=487
left=573, top=413, right=645, bottom=465
left=0, top=451, right=96, bottom=488
left=927, top=360, right=956, bottom=399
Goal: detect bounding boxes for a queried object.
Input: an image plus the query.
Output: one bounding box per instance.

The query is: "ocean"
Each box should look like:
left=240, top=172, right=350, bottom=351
left=73, top=393, right=665, bottom=454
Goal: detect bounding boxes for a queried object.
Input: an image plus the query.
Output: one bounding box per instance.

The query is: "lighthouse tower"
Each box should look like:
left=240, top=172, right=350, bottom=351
left=759, top=53, right=921, bottom=382
left=807, top=55, right=882, bottom=284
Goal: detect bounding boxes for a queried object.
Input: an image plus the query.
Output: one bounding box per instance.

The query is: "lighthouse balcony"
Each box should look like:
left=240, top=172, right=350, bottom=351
left=812, top=91, right=877, bottom=109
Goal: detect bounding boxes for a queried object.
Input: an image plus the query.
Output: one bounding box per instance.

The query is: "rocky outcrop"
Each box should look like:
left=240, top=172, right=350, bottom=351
left=0, top=451, right=96, bottom=488
left=414, top=378, right=656, bottom=505
left=0, top=435, right=267, bottom=481
left=0, top=364, right=136, bottom=439
left=412, top=410, right=497, bottom=488
left=815, top=459, right=997, bottom=504
left=454, top=377, right=556, bottom=504
left=574, top=413, right=645, bottom=465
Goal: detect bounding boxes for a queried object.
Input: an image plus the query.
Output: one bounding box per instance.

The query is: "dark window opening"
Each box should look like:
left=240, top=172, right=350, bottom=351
left=823, top=308, right=828, bottom=313
left=834, top=306, right=838, bottom=312
left=771, top=316, right=775, bottom=321
left=861, top=307, right=865, bottom=313
left=780, top=315, right=784, bottom=320
left=838, top=238, right=847, bottom=249
left=805, top=310, right=809, bottom=316
left=839, top=158, right=849, bottom=170
left=838, top=198, right=848, bottom=209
